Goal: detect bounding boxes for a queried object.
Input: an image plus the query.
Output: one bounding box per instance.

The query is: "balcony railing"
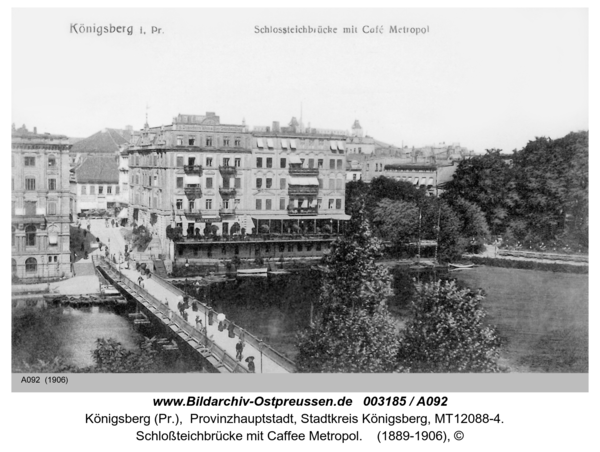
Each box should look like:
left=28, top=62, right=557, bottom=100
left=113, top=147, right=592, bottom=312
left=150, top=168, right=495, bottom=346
left=219, top=165, right=237, bottom=176
left=288, top=206, right=319, bottom=216
left=183, top=164, right=203, bottom=175
left=219, top=207, right=236, bottom=217
left=184, top=186, right=203, bottom=199
left=288, top=166, right=319, bottom=176
left=219, top=187, right=237, bottom=197
left=288, top=185, right=319, bottom=196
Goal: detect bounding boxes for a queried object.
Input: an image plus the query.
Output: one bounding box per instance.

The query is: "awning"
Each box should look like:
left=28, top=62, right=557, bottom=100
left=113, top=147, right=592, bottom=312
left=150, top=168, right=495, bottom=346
left=421, top=177, right=428, bottom=185
left=184, top=174, right=201, bottom=185
left=250, top=213, right=350, bottom=221
left=280, top=139, right=288, bottom=149
left=118, top=208, right=129, bottom=218
left=413, top=178, right=419, bottom=185
left=289, top=139, right=297, bottom=150
left=337, top=141, right=345, bottom=151
left=266, top=138, right=274, bottom=149
left=288, top=155, right=302, bottom=164
left=330, top=141, right=337, bottom=151
left=289, top=176, right=319, bottom=186
left=428, top=177, right=434, bottom=186
left=256, top=138, right=264, bottom=148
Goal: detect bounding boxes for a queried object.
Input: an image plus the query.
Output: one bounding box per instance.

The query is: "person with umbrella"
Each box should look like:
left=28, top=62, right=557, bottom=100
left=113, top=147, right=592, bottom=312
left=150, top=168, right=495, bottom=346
left=245, top=356, right=255, bottom=373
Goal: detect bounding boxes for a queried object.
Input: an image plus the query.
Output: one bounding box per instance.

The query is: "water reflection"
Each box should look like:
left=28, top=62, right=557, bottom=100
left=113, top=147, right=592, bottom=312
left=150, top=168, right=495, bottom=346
left=13, top=303, right=142, bottom=369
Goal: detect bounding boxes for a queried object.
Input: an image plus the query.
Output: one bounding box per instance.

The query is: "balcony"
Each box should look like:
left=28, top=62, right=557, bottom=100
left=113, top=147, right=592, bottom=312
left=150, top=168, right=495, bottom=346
left=183, top=164, right=203, bottom=175
left=219, top=165, right=237, bottom=176
left=219, top=187, right=237, bottom=197
left=219, top=207, right=236, bottom=218
left=288, top=206, right=319, bottom=216
left=288, top=185, right=319, bottom=196
left=289, top=166, right=319, bottom=177
left=184, top=186, right=203, bottom=200
left=184, top=210, right=203, bottom=220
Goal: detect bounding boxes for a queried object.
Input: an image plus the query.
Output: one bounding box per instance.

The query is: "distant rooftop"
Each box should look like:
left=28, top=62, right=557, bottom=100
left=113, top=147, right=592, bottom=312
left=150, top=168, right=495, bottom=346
left=11, top=124, right=68, bottom=141
left=71, top=128, right=132, bottom=154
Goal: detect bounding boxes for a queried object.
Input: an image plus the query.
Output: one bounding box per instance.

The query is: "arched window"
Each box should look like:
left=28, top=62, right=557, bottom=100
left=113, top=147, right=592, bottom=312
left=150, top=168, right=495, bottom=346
left=48, top=156, right=56, bottom=167
left=25, top=257, right=37, bottom=273
left=25, top=225, right=37, bottom=246
left=12, top=259, right=17, bottom=275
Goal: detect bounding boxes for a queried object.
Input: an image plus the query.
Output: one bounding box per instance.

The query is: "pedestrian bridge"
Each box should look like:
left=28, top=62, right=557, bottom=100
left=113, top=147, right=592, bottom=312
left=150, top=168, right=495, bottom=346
left=94, top=256, right=294, bottom=374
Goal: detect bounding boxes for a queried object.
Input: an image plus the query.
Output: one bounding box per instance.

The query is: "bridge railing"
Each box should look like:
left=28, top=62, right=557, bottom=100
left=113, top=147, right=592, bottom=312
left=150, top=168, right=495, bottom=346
left=96, top=256, right=249, bottom=373
left=150, top=272, right=297, bottom=373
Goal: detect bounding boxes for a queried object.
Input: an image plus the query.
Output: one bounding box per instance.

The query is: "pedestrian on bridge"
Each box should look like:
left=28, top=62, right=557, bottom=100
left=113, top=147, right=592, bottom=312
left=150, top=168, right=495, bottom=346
left=236, top=340, right=244, bottom=361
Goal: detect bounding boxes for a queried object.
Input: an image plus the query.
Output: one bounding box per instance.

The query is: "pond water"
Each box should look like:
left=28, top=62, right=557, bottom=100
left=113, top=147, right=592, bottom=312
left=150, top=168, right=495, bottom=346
left=176, top=266, right=588, bottom=372
left=12, top=302, right=202, bottom=372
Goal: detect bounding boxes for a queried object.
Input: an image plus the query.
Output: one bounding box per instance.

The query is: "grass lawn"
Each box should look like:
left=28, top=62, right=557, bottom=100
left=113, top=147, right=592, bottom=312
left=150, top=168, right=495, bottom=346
left=454, top=267, right=588, bottom=372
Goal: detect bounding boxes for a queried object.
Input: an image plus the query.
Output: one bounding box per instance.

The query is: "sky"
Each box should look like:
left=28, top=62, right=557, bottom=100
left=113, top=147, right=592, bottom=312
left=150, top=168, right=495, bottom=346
left=12, top=8, right=588, bottom=153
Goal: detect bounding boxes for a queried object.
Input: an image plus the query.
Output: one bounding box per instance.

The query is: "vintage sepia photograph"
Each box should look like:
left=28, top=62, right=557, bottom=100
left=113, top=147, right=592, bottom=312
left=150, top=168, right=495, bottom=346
left=10, top=8, right=588, bottom=384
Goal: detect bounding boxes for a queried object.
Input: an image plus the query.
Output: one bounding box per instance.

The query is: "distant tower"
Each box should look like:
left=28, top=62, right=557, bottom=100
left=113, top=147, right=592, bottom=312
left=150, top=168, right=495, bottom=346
left=351, top=119, right=364, bottom=138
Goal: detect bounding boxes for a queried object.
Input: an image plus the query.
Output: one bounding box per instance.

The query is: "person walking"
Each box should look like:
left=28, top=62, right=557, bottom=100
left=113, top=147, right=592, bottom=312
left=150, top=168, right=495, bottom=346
left=111, top=218, right=115, bottom=228
left=228, top=321, right=236, bottom=338
left=235, top=340, right=244, bottom=361
left=246, top=356, right=255, bottom=373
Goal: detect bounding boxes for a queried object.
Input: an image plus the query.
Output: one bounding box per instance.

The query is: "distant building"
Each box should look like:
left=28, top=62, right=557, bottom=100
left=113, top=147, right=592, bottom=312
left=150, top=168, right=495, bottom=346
left=12, top=124, right=73, bottom=281
left=74, top=155, right=122, bottom=213
left=345, top=120, right=376, bottom=155
left=346, top=160, right=362, bottom=181
left=70, top=127, right=132, bottom=166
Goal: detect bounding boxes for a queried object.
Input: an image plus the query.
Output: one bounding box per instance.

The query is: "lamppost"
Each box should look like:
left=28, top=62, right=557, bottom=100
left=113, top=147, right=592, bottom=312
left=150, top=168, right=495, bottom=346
left=258, top=339, right=264, bottom=373
left=184, top=259, right=189, bottom=294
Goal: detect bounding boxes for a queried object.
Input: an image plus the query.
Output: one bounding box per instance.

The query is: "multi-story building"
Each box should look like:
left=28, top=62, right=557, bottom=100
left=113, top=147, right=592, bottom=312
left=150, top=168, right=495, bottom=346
left=250, top=117, right=349, bottom=236
left=11, top=125, right=73, bottom=281
left=74, top=155, right=122, bottom=213
left=126, top=113, right=350, bottom=264
left=127, top=112, right=253, bottom=258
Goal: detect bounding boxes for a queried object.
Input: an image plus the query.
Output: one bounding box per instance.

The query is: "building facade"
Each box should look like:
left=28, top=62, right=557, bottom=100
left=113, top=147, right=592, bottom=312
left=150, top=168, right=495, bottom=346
left=126, top=113, right=350, bottom=263
left=74, top=155, right=123, bottom=213
left=12, top=125, right=73, bottom=281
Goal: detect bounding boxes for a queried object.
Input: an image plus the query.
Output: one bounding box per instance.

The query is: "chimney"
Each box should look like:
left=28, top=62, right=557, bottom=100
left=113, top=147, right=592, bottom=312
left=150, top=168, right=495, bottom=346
left=272, top=121, right=280, bottom=132
left=34, top=127, right=37, bottom=134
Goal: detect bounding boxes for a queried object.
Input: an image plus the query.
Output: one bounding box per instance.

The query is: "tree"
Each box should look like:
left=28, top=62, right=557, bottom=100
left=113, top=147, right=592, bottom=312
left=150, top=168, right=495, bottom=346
left=420, top=198, right=465, bottom=263
left=443, top=196, right=490, bottom=253
left=296, top=196, right=400, bottom=372
left=399, top=280, right=502, bottom=372
left=373, top=198, right=419, bottom=246
left=512, top=132, right=588, bottom=247
left=444, top=150, right=518, bottom=235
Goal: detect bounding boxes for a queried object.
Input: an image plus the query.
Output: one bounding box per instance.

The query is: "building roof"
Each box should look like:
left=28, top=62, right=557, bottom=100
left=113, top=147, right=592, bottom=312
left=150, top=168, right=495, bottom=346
left=70, top=128, right=131, bottom=154
left=75, top=155, right=119, bottom=184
